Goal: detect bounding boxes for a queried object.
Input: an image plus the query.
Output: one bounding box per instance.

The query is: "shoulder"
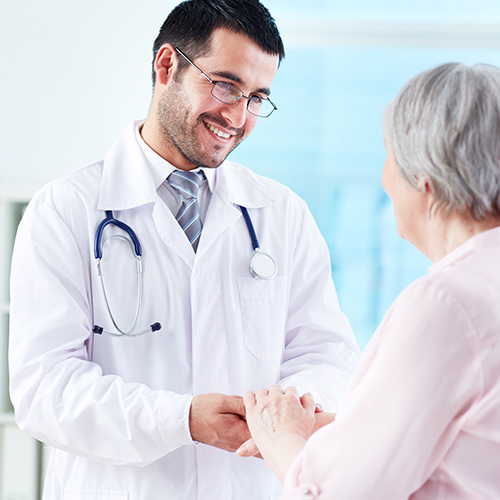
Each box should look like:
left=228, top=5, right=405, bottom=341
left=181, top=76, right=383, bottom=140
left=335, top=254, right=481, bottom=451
left=222, top=160, right=307, bottom=209
left=380, top=257, right=498, bottom=352
left=24, top=161, right=104, bottom=238
left=388, top=272, right=471, bottom=328
left=31, top=160, right=104, bottom=212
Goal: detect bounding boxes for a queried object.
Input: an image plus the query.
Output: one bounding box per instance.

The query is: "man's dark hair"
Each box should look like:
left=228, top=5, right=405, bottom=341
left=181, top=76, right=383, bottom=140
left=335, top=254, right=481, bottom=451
left=151, top=0, right=285, bottom=85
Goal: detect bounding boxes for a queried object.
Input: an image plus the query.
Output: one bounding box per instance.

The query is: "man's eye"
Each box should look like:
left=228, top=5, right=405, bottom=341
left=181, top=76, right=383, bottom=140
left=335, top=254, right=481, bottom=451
left=250, top=95, right=264, bottom=105
left=217, top=81, right=236, bottom=94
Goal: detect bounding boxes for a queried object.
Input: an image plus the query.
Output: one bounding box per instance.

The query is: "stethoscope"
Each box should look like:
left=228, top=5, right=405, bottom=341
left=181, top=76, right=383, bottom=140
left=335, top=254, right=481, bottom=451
left=239, top=206, right=278, bottom=280
left=92, top=206, right=277, bottom=337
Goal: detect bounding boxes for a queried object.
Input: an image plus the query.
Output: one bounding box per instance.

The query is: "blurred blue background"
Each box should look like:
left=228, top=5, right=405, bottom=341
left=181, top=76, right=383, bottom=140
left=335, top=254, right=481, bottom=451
left=2, top=0, right=500, bottom=350
left=230, top=2, right=500, bottom=349
left=3, top=3, right=500, bottom=497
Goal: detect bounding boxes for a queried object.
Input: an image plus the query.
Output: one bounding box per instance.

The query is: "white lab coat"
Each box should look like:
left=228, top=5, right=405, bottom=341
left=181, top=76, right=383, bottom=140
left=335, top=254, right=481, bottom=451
left=9, top=122, right=359, bottom=500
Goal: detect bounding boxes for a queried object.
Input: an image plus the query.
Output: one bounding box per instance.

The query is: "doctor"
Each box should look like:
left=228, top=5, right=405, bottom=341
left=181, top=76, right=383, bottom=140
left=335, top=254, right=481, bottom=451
left=9, top=1, right=359, bottom=499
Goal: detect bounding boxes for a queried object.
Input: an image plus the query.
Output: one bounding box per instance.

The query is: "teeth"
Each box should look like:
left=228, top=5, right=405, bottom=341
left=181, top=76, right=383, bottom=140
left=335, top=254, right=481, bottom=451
left=207, top=123, right=230, bottom=139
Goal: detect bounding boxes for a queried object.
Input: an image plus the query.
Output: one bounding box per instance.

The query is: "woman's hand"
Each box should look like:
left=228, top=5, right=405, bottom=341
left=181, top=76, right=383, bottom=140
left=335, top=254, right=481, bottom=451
left=239, top=385, right=316, bottom=482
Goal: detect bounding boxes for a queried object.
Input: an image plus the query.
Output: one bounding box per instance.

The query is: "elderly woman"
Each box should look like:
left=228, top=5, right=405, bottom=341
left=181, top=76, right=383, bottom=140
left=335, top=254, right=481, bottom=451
left=239, top=62, right=500, bottom=499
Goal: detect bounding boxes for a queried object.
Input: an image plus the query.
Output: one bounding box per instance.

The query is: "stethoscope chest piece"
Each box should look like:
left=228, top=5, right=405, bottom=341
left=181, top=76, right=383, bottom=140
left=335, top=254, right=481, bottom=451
left=250, top=249, right=277, bottom=280
left=239, top=205, right=277, bottom=280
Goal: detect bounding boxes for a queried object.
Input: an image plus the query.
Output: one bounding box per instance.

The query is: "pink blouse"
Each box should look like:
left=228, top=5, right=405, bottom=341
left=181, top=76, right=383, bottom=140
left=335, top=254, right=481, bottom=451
left=283, top=227, right=500, bottom=499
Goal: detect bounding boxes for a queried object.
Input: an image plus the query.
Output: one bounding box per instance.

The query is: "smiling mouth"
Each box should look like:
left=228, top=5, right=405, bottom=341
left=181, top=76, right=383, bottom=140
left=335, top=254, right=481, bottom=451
left=205, top=122, right=231, bottom=139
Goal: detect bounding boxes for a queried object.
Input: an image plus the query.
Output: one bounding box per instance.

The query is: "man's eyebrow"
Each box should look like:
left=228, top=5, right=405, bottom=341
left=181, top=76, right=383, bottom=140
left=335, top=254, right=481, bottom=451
left=211, top=70, right=271, bottom=96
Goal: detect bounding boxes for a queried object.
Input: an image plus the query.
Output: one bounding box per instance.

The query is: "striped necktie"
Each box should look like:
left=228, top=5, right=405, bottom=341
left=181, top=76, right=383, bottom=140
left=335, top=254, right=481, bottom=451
left=168, top=170, right=204, bottom=252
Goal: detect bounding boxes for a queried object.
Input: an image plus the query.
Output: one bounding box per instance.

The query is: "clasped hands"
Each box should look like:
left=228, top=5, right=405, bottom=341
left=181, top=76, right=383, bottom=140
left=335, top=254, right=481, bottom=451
left=189, top=386, right=333, bottom=459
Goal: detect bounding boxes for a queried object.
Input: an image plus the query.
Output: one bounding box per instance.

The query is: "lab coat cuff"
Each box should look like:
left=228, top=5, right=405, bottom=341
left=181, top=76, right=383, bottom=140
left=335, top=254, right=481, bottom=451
left=157, top=393, right=195, bottom=449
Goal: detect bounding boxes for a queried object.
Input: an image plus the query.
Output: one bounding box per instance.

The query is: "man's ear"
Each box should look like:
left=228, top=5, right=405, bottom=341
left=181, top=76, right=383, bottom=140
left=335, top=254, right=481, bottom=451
left=154, top=44, right=178, bottom=86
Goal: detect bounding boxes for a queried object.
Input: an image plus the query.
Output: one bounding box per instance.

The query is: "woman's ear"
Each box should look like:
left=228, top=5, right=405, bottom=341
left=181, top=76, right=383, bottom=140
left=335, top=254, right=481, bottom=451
left=154, top=44, right=177, bottom=86
left=415, top=176, right=431, bottom=194
left=419, top=178, right=438, bottom=217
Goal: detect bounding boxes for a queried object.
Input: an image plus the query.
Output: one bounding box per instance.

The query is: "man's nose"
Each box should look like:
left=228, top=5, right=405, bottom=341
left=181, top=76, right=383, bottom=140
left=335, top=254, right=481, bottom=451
left=219, top=98, right=250, bottom=129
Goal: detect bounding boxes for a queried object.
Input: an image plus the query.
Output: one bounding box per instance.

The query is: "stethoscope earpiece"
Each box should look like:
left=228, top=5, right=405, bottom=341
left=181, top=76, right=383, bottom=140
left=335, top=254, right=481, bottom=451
left=92, top=322, right=162, bottom=337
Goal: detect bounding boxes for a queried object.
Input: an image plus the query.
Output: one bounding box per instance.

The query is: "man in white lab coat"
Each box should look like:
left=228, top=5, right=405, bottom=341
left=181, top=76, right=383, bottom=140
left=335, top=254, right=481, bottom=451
left=9, top=0, right=360, bottom=499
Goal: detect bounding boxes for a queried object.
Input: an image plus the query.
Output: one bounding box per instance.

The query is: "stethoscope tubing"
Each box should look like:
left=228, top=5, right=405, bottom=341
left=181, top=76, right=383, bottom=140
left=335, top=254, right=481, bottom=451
left=239, top=206, right=260, bottom=251
left=239, top=206, right=278, bottom=280
left=94, top=210, right=142, bottom=260
left=93, top=211, right=149, bottom=336
left=93, top=205, right=277, bottom=337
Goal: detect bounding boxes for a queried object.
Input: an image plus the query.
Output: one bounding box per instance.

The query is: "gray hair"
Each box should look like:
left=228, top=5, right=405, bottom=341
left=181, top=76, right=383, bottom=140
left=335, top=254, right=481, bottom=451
left=383, top=62, right=500, bottom=220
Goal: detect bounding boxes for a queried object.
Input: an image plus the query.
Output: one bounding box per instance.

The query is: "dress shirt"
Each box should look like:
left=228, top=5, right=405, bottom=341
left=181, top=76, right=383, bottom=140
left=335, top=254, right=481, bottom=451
left=136, top=124, right=214, bottom=222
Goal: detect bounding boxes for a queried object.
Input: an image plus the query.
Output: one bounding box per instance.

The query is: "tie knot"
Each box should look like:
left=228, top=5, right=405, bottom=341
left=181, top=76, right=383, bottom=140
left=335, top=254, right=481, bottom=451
left=168, top=170, right=204, bottom=199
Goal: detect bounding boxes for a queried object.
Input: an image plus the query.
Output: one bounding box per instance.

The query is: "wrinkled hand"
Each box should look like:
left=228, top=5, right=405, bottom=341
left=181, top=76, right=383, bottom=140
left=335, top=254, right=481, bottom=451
left=238, top=403, right=335, bottom=458
left=242, top=386, right=315, bottom=454
left=189, top=393, right=250, bottom=452
left=239, top=385, right=316, bottom=482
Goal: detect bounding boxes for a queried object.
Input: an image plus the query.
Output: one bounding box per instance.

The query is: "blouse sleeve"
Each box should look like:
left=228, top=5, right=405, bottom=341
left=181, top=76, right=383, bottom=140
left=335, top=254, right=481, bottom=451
left=282, top=277, right=482, bottom=499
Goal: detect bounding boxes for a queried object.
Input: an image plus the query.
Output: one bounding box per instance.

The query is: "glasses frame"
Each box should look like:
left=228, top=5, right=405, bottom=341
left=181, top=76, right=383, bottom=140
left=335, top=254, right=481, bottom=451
left=174, top=46, right=277, bottom=118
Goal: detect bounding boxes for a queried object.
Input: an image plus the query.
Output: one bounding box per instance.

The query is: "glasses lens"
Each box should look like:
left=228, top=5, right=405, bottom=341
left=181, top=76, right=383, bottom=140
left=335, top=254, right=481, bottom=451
left=211, top=82, right=276, bottom=118
left=212, top=82, right=241, bottom=104
left=248, top=97, right=276, bottom=118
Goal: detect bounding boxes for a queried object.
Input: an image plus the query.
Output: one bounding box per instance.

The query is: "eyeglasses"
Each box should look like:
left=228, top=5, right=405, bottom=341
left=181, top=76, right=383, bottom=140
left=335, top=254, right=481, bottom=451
left=174, top=47, right=277, bottom=118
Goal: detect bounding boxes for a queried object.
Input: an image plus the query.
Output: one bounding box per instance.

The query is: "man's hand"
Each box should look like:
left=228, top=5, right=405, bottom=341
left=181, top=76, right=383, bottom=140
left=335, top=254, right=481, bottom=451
left=189, top=393, right=250, bottom=452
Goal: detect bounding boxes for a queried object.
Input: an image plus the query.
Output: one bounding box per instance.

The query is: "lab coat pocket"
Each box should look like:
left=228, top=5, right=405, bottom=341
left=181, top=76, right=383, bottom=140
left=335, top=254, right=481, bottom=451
left=63, top=489, right=128, bottom=500
left=237, top=277, right=287, bottom=360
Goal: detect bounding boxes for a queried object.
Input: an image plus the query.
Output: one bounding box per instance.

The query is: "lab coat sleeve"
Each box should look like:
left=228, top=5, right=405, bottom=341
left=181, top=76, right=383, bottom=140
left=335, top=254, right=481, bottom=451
left=279, top=204, right=360, bottom=411
left=9, top=195, right=194, bottom=466
left=282, top=278, right=481, bottom=499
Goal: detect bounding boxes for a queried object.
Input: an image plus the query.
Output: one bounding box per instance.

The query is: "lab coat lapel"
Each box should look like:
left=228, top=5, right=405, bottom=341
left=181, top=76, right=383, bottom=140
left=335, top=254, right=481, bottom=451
left=97, top=122, right=196, bottom=267
left=196, top=161, right=276, bottom=257
left=197, top=193, right=241, bottom=257
left=97, top=125, right=279, bottom=266
left=152, top=201, right=196, bottom=268
left=97, top=121, right=158, bottom=211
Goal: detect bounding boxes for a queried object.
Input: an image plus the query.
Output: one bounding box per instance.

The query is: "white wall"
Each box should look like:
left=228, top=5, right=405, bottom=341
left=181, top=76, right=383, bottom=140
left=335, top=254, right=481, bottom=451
left=4, top=1, right=500, bottom=189
left=2, top=2, right=500, bottom=498
left=1, top=5, right=178, bottom=495
left=1, top=0, right=182, bottom=186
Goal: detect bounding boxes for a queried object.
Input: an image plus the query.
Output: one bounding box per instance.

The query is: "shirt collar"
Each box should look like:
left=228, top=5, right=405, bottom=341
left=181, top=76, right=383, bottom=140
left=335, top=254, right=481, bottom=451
left=135, top=123, right=216, bottom=193
left=98, top=120, right=276, bottom=211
